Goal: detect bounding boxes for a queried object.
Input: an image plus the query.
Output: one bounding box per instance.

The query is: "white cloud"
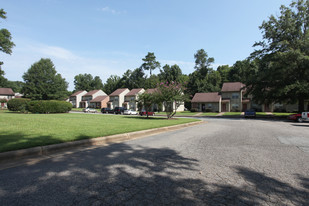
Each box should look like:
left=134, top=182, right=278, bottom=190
left=98, top=7, right=126, bottom=15
left=1, top=39, right=139, bottom=91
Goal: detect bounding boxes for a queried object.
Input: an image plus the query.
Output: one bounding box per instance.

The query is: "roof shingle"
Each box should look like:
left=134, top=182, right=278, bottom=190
left=83, top=90, right=101, bottom=96
left=90, top=95, right=109, bottom=102
left=0, top=88, right=15, bottom=95
left=191, top=92, right=221, bottom=103
left=70, top=90, right=86, bottom=97
left=109, top=88, right=129, bottom=96
left=125, top=88, right=144, bottom=96
left=221, top=82, right=245, bottom=92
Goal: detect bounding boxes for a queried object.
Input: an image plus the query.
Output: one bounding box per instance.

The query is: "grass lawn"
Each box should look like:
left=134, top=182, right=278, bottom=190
left=223, top=112, right=242, bottom=116
left=0, top=111, right=199, bottom=153
left=200, top=112, right=219, bottom=116
left=256, top=112, right=269, bottom=116
left=272, top=112, right=296, bottom=116
left=156, top=111, right=199, bottom=116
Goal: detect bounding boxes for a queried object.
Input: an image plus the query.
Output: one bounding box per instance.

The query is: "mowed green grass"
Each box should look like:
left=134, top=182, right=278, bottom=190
left=0, top=112, right=199, bottom=153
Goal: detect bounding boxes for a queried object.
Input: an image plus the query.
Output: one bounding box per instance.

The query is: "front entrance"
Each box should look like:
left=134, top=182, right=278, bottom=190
left=242, top=103, right=247, bottom=112
left=201, top=104, right=206, bottom=112
left=264, top=104, right=271, bottom=112
left=222, top=103, right=227, bottom=112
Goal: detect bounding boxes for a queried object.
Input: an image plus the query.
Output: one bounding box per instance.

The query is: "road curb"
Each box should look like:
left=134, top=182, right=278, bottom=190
left=0, top=120, right=205, bottom=162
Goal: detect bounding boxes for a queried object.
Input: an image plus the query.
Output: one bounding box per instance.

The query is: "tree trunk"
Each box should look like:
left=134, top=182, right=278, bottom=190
left=298, top=96, right=305, bottom=113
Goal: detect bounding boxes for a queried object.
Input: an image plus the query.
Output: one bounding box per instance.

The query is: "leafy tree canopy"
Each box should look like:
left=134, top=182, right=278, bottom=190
left=140, top=52, right=160, bottom=76
left=22, top=58, right=68, bottom=100
left=248, top=0, right=309, bottom=112
left=0, top=8, right=15, bottom=84
left=74, top=73, right=103, bottom=92
left=103, top=75, right=121, bottom=95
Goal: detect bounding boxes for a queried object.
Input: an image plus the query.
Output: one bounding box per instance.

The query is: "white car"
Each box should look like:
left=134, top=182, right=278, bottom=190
left=83, top=108, right=97, bottom=113
left=124, top=109, right=138, bottom=115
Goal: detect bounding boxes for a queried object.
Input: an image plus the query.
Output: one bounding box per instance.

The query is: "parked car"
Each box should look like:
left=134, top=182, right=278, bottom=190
left=83, top=107, right=97, bottom=113
left=288, top=112, right=309, bottom=122
left=139, top=110, right=155, bottom=116
left=244, top=109, right=256, bottom=118
left=107, top=109, right=115, bottom=114
left=124, top=109, right=138, bottom=115
left=101, top=107, right=112, bottom=113
left=114, top=107, right=126, bottom=114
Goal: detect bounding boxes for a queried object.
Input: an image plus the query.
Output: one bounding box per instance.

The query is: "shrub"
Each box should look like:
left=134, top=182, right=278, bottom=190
left=7, top=98, right=30, bottom=112
left=27, top=100, right=72, bottom=113
left=190, top=108, right=198, bottom=112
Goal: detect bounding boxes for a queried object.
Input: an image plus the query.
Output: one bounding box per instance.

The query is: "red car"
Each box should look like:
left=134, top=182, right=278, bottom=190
left=287, top=113, right=302, bottom=122
left=139, top=110, right=155, bottom=116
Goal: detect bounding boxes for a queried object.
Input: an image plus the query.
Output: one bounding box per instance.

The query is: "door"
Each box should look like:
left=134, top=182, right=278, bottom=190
left=242, top=103, right=247, bottom=112
left=264, top=104, right=270, bottom=112
left=202, top=104, right=206, bottom=112
left=222, top=103, right=226, bottom=112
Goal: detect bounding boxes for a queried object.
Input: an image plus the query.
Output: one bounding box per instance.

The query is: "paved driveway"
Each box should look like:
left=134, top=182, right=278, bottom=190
left=0, top=118, right=308, bottom=205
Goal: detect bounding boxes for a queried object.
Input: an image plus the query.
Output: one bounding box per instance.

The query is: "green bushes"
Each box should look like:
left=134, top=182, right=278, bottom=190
left=7, top=99, right=72, bottom=113
left=7, top=98, right=30, bottom=112
left=27, top=100, right=72, bottom=113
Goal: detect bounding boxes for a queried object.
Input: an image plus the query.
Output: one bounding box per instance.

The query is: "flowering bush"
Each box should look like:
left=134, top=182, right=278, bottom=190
left=155, top=81, right=188, bottom=119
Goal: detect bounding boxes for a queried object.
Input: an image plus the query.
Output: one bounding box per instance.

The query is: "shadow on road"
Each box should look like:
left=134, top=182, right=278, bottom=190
left=0, top=143, right=308, bottom=205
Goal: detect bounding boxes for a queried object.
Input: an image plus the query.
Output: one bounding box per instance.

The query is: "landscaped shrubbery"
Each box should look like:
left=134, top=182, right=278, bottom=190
left=27, top=100, right=72, bottom=113
left=7, top=98, right=31, bottom=112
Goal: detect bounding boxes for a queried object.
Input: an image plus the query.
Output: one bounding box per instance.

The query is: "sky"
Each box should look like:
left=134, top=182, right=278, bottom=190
left=1, top=0, right=292, bottom=91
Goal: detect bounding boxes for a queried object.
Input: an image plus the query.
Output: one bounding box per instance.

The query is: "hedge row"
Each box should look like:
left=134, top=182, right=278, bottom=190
left=7, top=98, right=31, bottom=112
left=7, top=99, right=72, bottom=113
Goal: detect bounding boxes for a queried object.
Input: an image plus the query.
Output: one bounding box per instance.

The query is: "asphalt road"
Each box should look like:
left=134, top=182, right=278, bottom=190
left=0, top=118, right=308, bottom=205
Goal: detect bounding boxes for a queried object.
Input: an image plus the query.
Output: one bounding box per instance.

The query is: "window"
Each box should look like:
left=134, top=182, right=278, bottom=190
left=232, top=93, right=239, bottom=99
left=232, top=104, right=239, bottom=109
left=208, top=103, right=212, bottom=108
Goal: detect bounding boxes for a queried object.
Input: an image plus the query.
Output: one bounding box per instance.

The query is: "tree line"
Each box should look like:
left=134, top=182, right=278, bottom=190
left=1, top=0, right=309, bottom=112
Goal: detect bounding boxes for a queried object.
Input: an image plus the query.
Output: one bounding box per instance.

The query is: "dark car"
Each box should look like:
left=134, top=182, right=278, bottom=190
left=101, top=107, right=112, bottom=113
left=244, top=109, right=256, bottom=118
left=139, top=110, right=155, bottom=116
left=114, top=107, right=126, bottom=114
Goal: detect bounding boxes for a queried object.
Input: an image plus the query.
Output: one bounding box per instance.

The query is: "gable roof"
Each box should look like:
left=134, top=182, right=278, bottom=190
left=83, top=90, right=101, bottom=96
left=90, top=95, right=109, bottom=102
left=191, top=92, right=221, bottom=103
left=70, top=90, right=86, bottom=97
left=109, top=88, right=128, bottom=96
left=0, top=88, right=15, bottom=95
left=145, top=88, right=157, bottom=94
left=221, top=82, right=245, bottom=92
left=125, top=88, right=144, bottom=96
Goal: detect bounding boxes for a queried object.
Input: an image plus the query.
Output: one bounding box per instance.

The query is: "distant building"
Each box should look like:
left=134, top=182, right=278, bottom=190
left=69, top=90, right=87, bottom=108
left=0, top=88, right=15, bottom=108
left=108, top=88, right=130, bottom=109
left=80, top=90, right=107, bottom=108
left=124, top=88, right=145, bottom=111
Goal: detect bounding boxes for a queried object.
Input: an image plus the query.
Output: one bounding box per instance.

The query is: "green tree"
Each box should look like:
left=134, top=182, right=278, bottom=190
left=248, top=0, right=309, bottom=112
left=187, top=49, right=218, bottom=96
left=137, top=92, right=154, bottom=118
left=158, top=64, right=184, bottom=83
left=22, top=58, right=68, bottom=100
left=0, top=9, right=15, bottom=65
left=4, top=80, right=24, bottom=93
left=144, top=74, right=160, bottom=89
left=74, top=73, right=103, bottom=91
left=194, top=49, right=214, bottom=76
left=155, top=81, right=188, bottom=119
left=217, top=65, right=231, bottom=84
left=140, top=52, right=160, bottom=76
left=0, top=9, right=15, bottom=85
left=103, top=75, right=121, bottom=95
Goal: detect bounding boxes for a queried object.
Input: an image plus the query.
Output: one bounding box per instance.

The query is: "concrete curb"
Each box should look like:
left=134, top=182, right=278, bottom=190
left=0, top=120, right=204, bottom=162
